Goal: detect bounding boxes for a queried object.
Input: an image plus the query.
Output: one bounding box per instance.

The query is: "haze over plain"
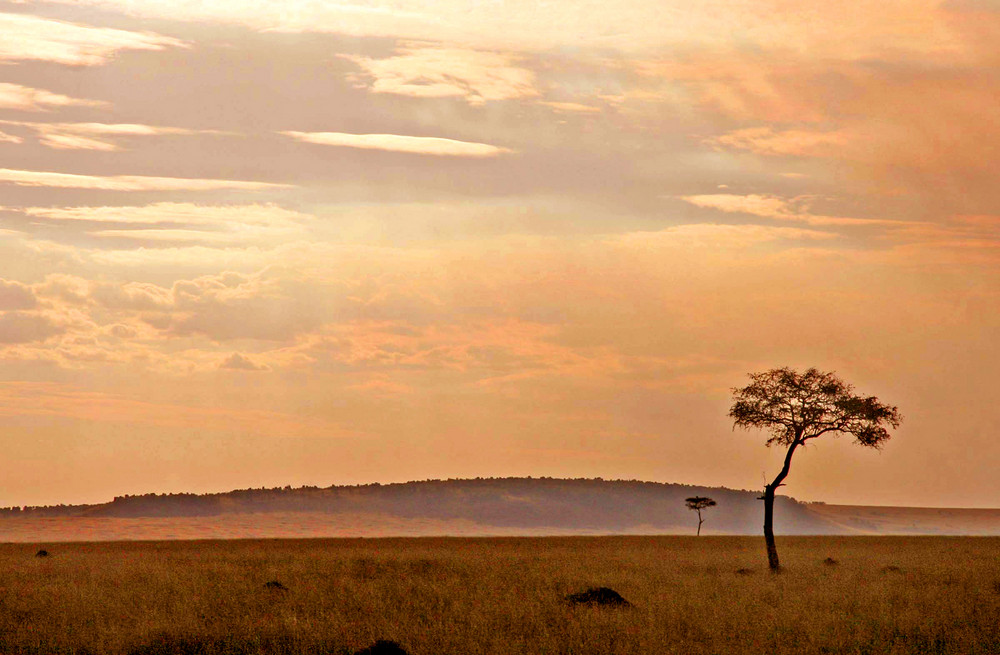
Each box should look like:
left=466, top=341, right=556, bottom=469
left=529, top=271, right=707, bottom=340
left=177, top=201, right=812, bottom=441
left=0, top=0, right=997, bottom=508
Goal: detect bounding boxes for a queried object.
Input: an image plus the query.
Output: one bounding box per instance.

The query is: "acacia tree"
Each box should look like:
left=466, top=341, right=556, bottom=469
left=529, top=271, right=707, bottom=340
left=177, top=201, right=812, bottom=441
left=685, top=496, right=716, bottom=536
left=730, top=367, right=901, bottom=571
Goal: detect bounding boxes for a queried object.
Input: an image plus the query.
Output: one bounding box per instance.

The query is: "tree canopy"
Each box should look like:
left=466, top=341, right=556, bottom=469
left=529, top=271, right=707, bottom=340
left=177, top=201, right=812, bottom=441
left=729, top=367, right=901, bottom=449
left=685, top=496, right=717, bottom=511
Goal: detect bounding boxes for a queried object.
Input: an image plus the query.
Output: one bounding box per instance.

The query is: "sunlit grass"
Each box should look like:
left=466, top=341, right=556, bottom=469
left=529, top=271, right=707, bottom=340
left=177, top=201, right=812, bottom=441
left=1, top=536, right=998, bottom=654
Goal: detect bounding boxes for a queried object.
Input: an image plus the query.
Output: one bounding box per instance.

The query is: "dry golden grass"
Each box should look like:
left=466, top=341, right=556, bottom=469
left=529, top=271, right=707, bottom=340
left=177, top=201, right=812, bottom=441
left=0, top=513, right=669, bottom=543
left=1, top=536, right=999, bottom=654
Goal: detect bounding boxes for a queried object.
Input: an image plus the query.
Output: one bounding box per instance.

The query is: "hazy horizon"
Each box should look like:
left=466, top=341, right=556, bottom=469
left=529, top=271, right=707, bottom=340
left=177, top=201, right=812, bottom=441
left=3, top=474, right=998, bottom=514
left=0, top=0, right=998, bottom=509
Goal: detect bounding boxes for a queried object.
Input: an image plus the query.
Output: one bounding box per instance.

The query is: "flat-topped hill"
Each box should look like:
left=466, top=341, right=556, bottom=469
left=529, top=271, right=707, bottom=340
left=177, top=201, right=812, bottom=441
left=0, top=477, right=835, bottom=535
left=4, top=478, right=999, bottom=542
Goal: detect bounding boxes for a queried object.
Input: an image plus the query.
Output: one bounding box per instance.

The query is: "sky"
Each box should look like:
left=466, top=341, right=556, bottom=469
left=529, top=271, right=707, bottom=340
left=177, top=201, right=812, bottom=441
left=0, top=0, right=998, bottom=509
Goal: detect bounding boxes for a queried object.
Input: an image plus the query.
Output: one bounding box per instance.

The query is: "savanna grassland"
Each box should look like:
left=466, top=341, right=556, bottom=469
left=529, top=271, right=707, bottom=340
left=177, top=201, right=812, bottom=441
left=2, top=536, right=999, bottom=655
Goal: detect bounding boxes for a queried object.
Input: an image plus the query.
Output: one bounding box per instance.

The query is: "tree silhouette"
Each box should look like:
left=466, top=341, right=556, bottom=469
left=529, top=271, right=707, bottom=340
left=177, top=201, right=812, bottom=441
left=730, top=367, right=901, bottom=571
left=685, top=496, right=716, bottom=536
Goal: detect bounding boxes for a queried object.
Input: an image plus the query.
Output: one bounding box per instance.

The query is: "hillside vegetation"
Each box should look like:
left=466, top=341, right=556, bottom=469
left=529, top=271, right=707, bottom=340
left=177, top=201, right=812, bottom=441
left=0, top=478, right=837, bottom=535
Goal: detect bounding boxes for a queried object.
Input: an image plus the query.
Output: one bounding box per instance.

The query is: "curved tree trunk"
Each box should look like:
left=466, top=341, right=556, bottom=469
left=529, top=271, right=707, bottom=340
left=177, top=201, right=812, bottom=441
left=763, top=436, right=802, bottom=572
left=697, top=512, right=703, bottom=536
left=762, top=485, right=779, bottom=569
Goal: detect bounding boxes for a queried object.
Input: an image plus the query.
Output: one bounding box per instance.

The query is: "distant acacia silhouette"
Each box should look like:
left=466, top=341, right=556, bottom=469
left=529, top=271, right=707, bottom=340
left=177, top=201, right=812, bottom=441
left=684, top=496, right=716, bottom=535
left=730, top=367, right=901, bottom=571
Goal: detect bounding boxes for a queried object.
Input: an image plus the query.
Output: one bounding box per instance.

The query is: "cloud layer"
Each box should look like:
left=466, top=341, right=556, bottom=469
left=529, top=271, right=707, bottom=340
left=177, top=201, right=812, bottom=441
left=0, top=1, right=996, bottom=509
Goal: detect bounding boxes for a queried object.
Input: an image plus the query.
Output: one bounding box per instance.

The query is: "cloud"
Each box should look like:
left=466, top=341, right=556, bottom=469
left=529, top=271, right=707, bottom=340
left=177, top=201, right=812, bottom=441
left=539, top=101, right=602, bottom=114
left=0, top=12, right=186, bottom=65
left=85, top=244, right=288, bottom=267
left=20, top=202, right=310, bottom=247
left=22, top=202, right=308, bottom=225
left=281, top=131, right=513, bottom=157
left=679, top=194, right=913, bottom=227
left=674, top=32, right=1000, bottom=205
left=106, top=324, right=137, bottom=338
left=89, top=281, right=174, bottom=310
left=0, top=83, right=107, bottom=112
left=709, top=127, right=850, bottom=157
left=878, top=213, right=1000, bottom=252
left=166, top=271, right=331, bottom=341
left=0, top=169, right=291, bottom=191
left=682, top=194, right=789, bottom=218
left=90, top=229, right=275, bottom=242
left=220, top=352, right=268, bottom=371
left=616, top=222, right=840, bottom=248
left=44, top=123, right=198, bottom=136
left=342, top=46, right=537, bottom=105
left=0, top=280, right=38, bottom=311
left=0, top=131, right=22, bottom=145
left=35, top=133, right=120, bottom=151
left=34, top=270, right=334, bottom=343
left=0, top=312, right=63, bottom=344
left=0, top=121, right=218, bottom=151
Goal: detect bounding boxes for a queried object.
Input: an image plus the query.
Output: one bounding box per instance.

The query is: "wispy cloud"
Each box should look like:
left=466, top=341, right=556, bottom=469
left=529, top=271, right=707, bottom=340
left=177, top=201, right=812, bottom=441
left=33, top=133, right=120, bottom=151
left=0, top=83, right=107, bottom=112
left=614, top=223, right=839, bottom=250
left=342, top=45, right=537, bottom=105
left=22, top=202, right=308, bottom=225
left=282, top=131, right=513, bottom=157
left=539, top=101, right=602, bottom=114
left=16, top=202, right=311, bottom=247
left=680, top=194, right=912, bottom=227
left=0, top=121, right=215, bottom=151
left=0, top=13, right=186, bottom=66
left=709, top=127, right=849, bottom=157
left=89, top=228, right=273, bottom=242
left=0, top=169, right=291, bottom=191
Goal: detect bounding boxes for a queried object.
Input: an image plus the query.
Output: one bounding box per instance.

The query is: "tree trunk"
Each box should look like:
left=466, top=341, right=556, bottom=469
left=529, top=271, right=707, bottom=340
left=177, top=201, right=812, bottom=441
left=697, top=512, right=703, bottom=536
left=762, top=436, right=801, bottom=572
left=762, top=485, right=779, bottom=570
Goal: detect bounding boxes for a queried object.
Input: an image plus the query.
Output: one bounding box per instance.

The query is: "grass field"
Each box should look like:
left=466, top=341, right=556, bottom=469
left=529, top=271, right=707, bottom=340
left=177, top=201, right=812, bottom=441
left=1, top=536, right=999, bottom=654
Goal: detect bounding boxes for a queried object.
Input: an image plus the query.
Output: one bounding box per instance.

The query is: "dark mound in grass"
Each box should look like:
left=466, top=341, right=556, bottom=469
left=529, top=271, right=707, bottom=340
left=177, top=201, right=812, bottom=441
left=823, top=557, right=839, bottom=566
left=882, top=565, right=902, bottom=574
left=353, top=640, right=409, bottom=655
left=263, top=580, right=289, bottom=591
left=565, top=587, right=631, bottom=607
left=735, top=568, right=754, bottom=575
left=35, top=549, right=49, bottom=558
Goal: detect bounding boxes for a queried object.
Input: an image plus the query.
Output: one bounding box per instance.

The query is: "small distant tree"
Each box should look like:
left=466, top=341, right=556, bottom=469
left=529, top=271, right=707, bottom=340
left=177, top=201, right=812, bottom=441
left=685, top=496, right=716, bottom=536
left=730, top=367, right=901, bottom=572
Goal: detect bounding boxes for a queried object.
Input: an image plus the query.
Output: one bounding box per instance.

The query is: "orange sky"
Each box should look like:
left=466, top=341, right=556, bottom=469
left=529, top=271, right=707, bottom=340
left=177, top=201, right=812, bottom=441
left=0, top=0, right=997, bottom=508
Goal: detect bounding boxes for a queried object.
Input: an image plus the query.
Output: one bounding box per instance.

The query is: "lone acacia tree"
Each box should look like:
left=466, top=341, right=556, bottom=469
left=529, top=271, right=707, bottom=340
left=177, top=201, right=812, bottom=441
left=685, top=496, right=716, bottom=536
left=730, top=367, right=901, bottom=571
